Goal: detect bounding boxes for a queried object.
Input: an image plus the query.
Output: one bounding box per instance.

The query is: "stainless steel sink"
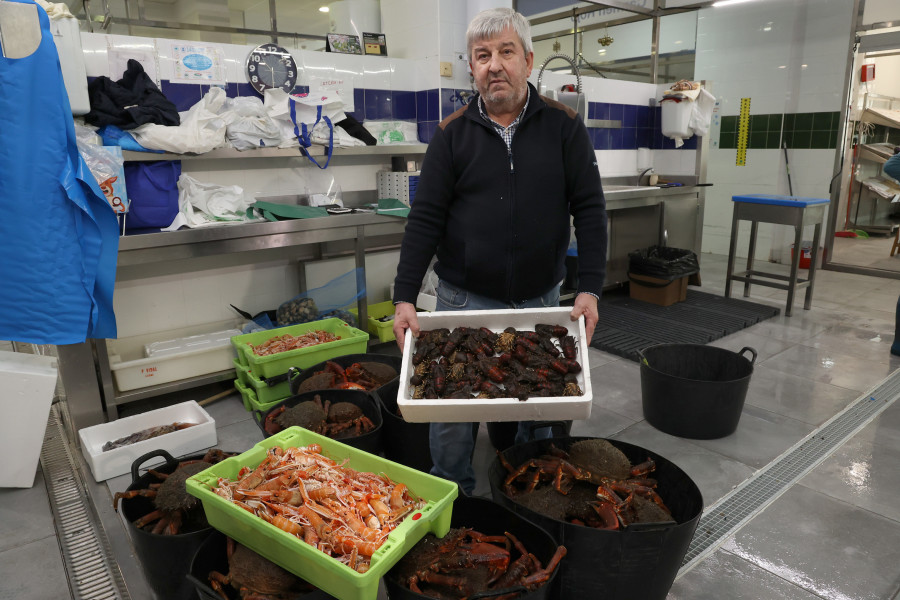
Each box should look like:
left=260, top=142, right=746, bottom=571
left=603, top=184, right=656, bottom=192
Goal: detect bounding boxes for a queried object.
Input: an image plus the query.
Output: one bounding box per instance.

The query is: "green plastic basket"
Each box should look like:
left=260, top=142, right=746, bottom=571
left=233, top=358, right=294, bottom=405
left=186, top=427, right=457, bottom=600
left=233, top=378, right=284, bottom=421
left=231, top=318, right=369, bottom=378
left=349, top=300, right=396, bottom=343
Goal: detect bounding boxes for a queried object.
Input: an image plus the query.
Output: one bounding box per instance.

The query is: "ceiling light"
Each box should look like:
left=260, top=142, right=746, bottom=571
left=674, top=40, right=683, bottom=44
left=778, top=65, right=786, bottom=69
left=763, top=26, right=772, bottom=31
left=712, top=0, right=759, bottom=7
left=319, top=6, right=329, bottom=12
left=802, top=64, right=807, bottom=68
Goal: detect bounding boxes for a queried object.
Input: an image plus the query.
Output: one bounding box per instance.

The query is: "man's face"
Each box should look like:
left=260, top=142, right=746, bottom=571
left=469, top=27, right=534, bottom=113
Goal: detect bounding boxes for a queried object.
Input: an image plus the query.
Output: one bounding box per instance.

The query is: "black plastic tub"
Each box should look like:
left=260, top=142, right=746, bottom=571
left=288, top=353, right=402, bottom=396
left=488, top=437, right=703, bottom=600
left=373, top=378, right=433, bottom=472
left=119, top=449, right=219, bottom=600
left=639, top=344, right=757, bottom=439
left=254, top=388, right=383, bottom=454
left=385, top=495, right=562, bottom=600
left=188, top=530, right=336, bottom=599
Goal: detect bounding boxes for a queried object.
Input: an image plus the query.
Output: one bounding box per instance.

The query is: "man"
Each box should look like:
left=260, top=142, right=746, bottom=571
left=391, top=7, right=608, bottom=494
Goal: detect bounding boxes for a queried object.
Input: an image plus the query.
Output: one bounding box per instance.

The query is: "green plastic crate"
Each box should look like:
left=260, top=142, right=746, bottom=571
left=231, top=318, right=369, bottom=378
left=233, top=358, right=294, bottom=405
left=233, top=379, right=284, bottom=421
left=186, top=427, right=457, bottom=600
left=349, top=300, right=396, bottom=343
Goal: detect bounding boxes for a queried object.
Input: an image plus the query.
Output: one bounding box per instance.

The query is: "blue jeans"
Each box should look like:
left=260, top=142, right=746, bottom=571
left=429, top=279, right=562, bottom=495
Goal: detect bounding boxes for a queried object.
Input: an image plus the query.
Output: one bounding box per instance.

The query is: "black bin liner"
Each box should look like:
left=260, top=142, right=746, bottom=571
left=629, top=246, right=699, bottom=281
left=489, top=437, right=703, bottom=600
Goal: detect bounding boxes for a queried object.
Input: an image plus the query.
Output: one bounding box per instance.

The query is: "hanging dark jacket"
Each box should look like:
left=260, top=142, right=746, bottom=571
left=393, top=83, right=607, bottom=304
left=85, top=59, right=180, bottom=130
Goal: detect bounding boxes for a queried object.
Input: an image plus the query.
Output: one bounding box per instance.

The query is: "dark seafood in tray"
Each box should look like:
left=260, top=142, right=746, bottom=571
left=392, top=527, right=566, bottom=599
left=498, top=440, right=674, bottom=530
left=263, top=393, right=376, bottom=437
left=408, top=325, right=584, bottom=401
left=102, top=422, right=196, bottom=451
left=113, top=449, right=234, bottom=535
left=209, top=536, right=321, bottom=599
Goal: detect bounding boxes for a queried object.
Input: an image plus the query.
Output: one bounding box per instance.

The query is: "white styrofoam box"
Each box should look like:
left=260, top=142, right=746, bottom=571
left=108, top=320, right=241, bottom=392
left=0, top=352, right=58, bottom=487
left=145, top=328, right=242, bottom=358
left=397, top=308, right=592, bottom=423
left=416, top=292, right=437, bottom=311
left=78, top=400, right=217, bottom=482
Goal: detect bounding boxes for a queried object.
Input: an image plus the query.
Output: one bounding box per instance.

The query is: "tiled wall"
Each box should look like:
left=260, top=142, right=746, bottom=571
left=719, top=112, right=841, bottom=150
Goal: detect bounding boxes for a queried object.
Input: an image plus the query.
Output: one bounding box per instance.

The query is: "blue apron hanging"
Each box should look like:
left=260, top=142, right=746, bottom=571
left=0, top=0, right=119, bottom=344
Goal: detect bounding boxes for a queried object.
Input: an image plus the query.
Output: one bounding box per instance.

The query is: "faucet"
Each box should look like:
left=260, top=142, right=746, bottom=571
left=638, top=167, right=655, bottom=186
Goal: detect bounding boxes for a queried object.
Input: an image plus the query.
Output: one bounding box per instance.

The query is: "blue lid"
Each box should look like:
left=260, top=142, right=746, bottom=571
left=731, top=194, right=829, bottom=207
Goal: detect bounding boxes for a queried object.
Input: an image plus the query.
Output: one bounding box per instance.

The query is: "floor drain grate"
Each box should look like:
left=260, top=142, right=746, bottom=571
left=41, top=404, right=131, bottom=600
left=679, top=369, right=900, bottom=575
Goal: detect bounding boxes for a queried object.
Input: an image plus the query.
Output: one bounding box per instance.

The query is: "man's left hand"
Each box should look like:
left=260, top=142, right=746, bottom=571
left=571, top=293, right=599, bottom=343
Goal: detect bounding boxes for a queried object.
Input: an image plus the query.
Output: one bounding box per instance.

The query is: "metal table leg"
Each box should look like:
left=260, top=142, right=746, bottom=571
left=744, top=220, right=758, bottom=297
left=785, top=224, right=804, bottom=317
left=725, top=207, right=740, bottom=298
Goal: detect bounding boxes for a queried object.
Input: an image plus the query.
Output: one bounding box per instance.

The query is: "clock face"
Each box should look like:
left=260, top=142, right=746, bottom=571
left=246, top=43, right=298, bottom=95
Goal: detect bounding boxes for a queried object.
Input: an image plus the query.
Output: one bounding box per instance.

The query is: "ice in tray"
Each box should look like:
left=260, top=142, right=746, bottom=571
left=396, top=307, right=592, bottom=423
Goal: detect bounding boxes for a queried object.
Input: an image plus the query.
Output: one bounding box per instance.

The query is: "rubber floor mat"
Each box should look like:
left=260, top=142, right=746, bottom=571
left=590, top=289, right=780, bottom=361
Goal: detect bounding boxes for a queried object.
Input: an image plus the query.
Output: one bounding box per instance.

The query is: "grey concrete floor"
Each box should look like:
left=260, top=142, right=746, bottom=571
left=3, top=252, right=900, bottom=600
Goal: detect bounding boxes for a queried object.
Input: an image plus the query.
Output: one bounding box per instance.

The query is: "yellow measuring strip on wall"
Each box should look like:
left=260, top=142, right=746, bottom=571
left=736, top=97, right=750, bottom=166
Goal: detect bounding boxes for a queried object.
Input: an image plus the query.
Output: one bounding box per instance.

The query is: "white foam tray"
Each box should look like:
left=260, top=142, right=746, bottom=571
left=397, top=308, right=592, bottom=423
left=78, top=401, right=217, bottom=482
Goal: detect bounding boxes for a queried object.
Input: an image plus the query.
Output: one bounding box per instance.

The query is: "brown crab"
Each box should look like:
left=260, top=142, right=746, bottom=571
left=208, top=536, right=318, bottom=599
left=113, top=449, right=232, bottom=535
left=263, top=394, right=376, bottom=438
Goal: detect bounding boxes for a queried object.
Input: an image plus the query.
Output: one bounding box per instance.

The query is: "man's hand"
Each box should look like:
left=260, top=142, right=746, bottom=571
left=570, top=293, right=599, bottom=344
left=392, top=302, right=420, bottom=352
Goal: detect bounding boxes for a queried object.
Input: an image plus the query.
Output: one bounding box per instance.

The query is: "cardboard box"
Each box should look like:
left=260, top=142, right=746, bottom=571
left=628, top=273, right=688, bottom=306
left=396, top=308, right=592, bottom=423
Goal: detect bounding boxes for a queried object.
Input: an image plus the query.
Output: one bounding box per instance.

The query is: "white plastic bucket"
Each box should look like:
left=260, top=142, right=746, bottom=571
left=0, top=351, right=58, bottom=487
left=661, top=98, right=693, bottom=139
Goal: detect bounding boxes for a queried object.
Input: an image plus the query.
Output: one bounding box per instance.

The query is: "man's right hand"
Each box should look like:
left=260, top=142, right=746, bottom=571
left=392, top=302, right=420, bottom=352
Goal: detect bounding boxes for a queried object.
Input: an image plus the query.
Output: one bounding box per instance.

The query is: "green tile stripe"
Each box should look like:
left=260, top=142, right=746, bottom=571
left=720, top=111, right=839, bottom=150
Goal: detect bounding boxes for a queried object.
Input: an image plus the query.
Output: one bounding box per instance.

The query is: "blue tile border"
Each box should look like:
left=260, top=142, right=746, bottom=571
left=137, top=81, right=700, bottom=149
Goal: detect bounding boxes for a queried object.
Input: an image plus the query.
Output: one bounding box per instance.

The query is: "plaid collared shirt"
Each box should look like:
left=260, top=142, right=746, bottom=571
left=477, top=86, right=531, bottom=152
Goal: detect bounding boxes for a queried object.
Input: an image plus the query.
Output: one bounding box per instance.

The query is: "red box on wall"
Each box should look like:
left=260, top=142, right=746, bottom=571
left=861, top=64, right=875, bottom=82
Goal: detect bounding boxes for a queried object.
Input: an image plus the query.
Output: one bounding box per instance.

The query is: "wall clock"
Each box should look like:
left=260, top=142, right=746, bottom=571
left=245, top=43, right=298, bottom=95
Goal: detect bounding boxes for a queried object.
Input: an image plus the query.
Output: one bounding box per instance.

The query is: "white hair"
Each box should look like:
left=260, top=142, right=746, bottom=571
left=466, top=8, right=533, bottom=56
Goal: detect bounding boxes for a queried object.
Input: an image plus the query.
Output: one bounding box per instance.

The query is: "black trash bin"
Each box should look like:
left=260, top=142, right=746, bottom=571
left=628, top=245, right=700, bottom=280
left=639, top=344, right=757, bottom=439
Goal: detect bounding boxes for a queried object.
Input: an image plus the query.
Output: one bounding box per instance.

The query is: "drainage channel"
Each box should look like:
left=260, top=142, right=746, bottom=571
left=679, top=368, right=900, bottom=576
left=41, top=404, right=131, bottom=600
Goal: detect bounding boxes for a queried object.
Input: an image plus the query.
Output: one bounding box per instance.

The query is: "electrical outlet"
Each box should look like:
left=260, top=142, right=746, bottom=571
left=439, top=62, right=453, bottom=77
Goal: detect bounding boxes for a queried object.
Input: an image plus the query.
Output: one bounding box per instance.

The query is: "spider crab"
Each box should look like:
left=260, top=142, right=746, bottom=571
left=113, top=449, right=232, bottom=535
left=263, top=393, right=376, bottom=438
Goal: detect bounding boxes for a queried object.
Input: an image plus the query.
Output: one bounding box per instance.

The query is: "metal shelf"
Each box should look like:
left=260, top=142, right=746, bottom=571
left=122, top=144, right=428, bottom=161
left=109, top=368, right=237, bottom=405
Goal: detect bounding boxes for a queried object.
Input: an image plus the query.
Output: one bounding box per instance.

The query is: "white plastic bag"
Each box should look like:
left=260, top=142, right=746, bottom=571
left=131, top=87, right=228, bottom=154
left=364, top=120, right=419, bottom=144
left=167, top=173, right=254, bottom=229
left=688, top=89, right=716, bottom=138
left=220, top=96, right=282, bottom=150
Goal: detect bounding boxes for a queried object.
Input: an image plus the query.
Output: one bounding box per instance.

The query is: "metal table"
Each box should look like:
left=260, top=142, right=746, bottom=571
left=725, top=194, right=829, bottom=316
left=60, top=212, right=408, bottom=427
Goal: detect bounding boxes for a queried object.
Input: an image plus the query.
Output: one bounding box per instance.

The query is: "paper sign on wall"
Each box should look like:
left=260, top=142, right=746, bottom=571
left=171, top=43, right=225, bottom=84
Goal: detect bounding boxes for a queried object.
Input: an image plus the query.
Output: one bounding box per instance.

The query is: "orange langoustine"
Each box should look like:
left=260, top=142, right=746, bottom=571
left=212, top=444, right=426, bottom=573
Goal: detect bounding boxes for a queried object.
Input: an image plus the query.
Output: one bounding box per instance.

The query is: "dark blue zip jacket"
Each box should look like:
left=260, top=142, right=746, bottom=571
left=393, top=83, right=608, bottom=304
